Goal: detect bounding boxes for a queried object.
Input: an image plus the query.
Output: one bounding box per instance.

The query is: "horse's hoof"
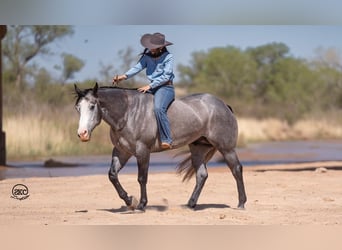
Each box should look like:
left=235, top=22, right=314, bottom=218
left=237, top=204, right=245, bottom=210
left=136, top=204, right=146, bottom=212
left=187, top=201, right=197, bottom=209
left=127, top=196, right=139, bottom=211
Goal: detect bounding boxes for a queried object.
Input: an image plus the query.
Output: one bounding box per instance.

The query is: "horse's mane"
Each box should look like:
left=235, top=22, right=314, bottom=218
left=74, top=84, right=140, bottom=104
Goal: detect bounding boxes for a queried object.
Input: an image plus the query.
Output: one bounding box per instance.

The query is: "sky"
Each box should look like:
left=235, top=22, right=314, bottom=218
left=2, top=1, right=342, bottom=84
left=38, top=25, right=342, bottom=83
left=1, top=0, right=342, bottom=25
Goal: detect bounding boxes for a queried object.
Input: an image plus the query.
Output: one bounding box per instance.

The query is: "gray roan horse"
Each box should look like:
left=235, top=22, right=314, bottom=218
left=74, top=82, right=247, bottom=211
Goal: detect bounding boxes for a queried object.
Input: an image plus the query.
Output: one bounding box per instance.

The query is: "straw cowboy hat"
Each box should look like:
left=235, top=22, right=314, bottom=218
left=140, top=32, right=173, bottom=50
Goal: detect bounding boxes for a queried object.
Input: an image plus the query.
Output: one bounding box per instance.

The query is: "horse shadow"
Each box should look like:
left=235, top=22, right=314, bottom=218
left=97, top=204, right=169, bottom=214
left=97, top=203, right=231, bottom=214
left=182, top=203, right=231, bottom=211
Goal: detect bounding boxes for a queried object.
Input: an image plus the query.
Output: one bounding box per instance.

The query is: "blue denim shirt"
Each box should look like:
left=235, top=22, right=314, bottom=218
left=124, top=52, right=175, bottom=89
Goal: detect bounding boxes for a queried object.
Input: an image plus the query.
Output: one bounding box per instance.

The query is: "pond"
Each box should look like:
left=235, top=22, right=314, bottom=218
left=1, top=140, right=342, bottom=180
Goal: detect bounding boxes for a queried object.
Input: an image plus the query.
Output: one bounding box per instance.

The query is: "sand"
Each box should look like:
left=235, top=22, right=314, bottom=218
left=0, top=161, right=341, bottom=225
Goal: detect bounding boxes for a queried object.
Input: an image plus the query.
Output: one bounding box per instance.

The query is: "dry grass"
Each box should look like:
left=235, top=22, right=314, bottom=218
left=4, top=115, right=68, bottom=157
left=238, top=118, right=291, bottom=143
left=3, top=113, right=112, bottom=160
left=238, top=115, right=342, bottom=144
left=3, top=112, right=342, bottom=160
left=292, top=119, right=342, bottom=139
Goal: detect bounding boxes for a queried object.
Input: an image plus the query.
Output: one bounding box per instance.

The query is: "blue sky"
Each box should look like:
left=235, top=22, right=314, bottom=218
left=41, top=25, right=342, bottom=83
left=2, top=0, right=342, bottom=25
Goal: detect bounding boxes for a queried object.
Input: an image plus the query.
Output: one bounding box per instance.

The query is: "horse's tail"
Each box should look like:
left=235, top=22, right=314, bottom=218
left=176, top=153, right=195, bottom=182
left=176, top=147, right=216, bottom=182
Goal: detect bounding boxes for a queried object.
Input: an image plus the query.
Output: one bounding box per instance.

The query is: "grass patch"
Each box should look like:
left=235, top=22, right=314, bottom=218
left=4, top=110, right=342, bottom=160
left=4, top=111, right=112, bottom=160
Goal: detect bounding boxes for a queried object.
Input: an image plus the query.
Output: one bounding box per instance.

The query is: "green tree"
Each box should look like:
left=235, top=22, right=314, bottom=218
left=246, top=42, right=290, bottom=98
left=177, top=42, right=342, bottom=121
left=263, top=57, right=318, bottom=121
left=247, top=42, right=290, bottom=66
left=177, top=50, right=207, bottom=87
left=59, top=53, right=85, bottom=84
left=2, top=25, right=74, bottom=88
left=178, top=46, right=257, bottom=101
left=312, top=47, right=342, bottom=109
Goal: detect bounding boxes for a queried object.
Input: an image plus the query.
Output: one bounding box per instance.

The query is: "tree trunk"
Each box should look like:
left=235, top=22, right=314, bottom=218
left=15, top=72, right=21, bottom=88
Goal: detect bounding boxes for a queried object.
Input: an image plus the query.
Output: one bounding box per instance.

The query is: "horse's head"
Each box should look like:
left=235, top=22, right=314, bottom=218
left=74, top=82, right=102, bottom=142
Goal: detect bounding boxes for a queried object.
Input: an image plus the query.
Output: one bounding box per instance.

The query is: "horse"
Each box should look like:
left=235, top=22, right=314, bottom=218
left=74, top=82, right=247, bottom=211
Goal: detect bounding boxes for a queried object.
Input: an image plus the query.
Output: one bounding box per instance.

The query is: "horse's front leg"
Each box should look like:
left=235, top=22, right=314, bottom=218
left=108, top=147, right=134, bottom=207
left=135, top=149, right=151, bottom=211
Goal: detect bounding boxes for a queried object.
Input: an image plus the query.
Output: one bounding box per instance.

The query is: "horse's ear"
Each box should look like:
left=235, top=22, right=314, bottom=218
left=93, top=82, right=99, bottom=96
left=74, top=84, right=84, bottom=96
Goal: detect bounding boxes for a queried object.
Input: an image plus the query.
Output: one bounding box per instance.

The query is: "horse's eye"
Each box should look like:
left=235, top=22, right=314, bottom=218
left=89, top=104, right=95, bottom=111
left=75, top=105, right=80, bottom=112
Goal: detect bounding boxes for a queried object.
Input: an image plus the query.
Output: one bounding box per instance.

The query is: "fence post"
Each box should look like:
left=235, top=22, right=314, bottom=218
left=0, top=25, right=7, bottom=165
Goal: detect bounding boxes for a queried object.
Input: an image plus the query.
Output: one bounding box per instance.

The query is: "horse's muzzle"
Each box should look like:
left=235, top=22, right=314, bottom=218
left=78, top=130, right=90, bottom=142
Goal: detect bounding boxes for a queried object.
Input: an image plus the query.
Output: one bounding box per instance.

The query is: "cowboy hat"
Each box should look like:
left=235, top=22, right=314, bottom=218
left=140, top=32, right=173, bottom=50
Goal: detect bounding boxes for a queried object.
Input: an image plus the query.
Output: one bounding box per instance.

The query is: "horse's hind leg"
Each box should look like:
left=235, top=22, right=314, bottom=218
left=221, top=149, right=247, bottom=209
left=108, top=147, right=134, bottom=207
left=187, top=144, right=216, bottom=208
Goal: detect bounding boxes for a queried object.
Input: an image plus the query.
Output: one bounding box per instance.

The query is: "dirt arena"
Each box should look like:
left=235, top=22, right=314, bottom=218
left=1, top=161, right=341, bottom=225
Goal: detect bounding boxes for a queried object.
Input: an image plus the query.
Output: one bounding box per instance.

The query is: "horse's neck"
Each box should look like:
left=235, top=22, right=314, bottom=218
left=98, top=89, right=130, bottom=130
left=98, top=88, right=153, bottom=131
left=98, top=88, right=148, bottom=130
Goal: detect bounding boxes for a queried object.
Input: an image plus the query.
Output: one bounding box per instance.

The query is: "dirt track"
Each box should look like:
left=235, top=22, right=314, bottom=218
left=0, top=161, right=341, bottom=225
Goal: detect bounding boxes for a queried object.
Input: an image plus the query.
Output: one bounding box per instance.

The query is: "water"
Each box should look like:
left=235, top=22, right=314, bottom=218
left=237, top=140, right=342, bottom=165
left=1, top=140, right=342, bottom=180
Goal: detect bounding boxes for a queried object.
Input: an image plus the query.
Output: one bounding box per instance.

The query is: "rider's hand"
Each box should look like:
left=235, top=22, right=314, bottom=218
left=138, top=85, right=151, bottom=93
left=112, top=75, right=127, bottom=85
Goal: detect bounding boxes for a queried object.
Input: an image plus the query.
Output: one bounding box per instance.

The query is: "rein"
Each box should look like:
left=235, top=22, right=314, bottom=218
left=99, top=84, right=139, bottom=91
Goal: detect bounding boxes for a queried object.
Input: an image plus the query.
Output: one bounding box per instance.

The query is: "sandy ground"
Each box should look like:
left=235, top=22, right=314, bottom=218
left=0, top=161, right=341, bottom=225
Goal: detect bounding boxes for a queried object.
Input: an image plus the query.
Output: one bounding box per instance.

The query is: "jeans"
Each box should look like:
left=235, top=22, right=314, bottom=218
left=150, top=85, right=175, bottom=144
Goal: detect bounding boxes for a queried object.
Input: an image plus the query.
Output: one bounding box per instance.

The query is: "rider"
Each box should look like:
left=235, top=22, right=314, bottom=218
left=113, top=32, right=175, bottom=149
